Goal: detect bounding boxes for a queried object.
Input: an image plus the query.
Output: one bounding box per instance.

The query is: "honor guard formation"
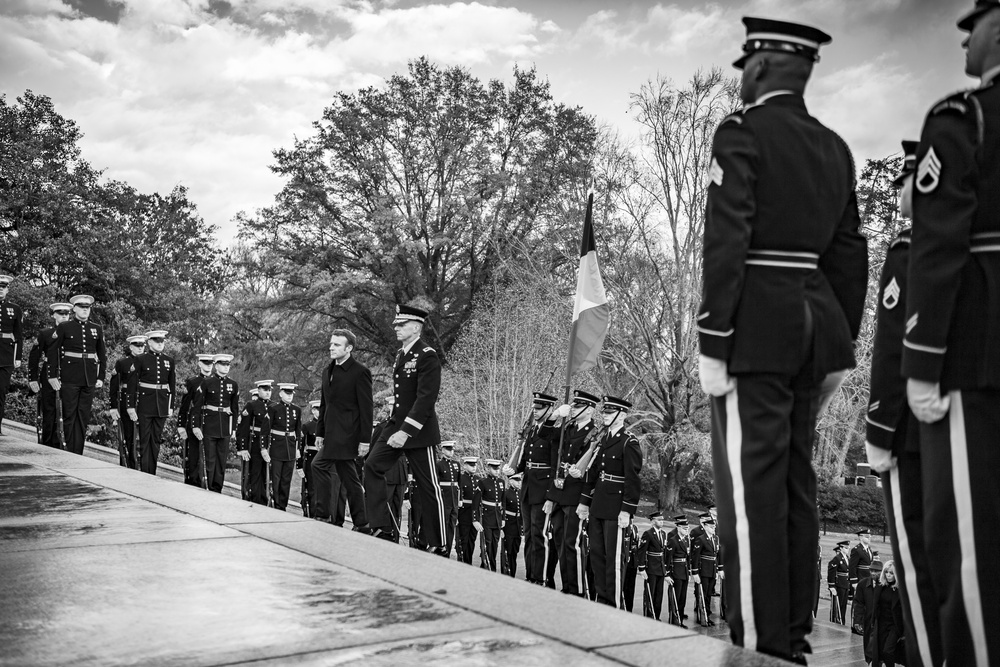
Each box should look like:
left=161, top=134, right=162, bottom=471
left=5, top=3, right=1000, bottom=666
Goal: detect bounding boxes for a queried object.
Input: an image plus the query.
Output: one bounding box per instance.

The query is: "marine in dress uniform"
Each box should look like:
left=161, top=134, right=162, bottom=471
left=665, top=515, right=692, bottom=627
left=125, top=331, right=175, bottom=475
left=109, top=335, right=145, bottom=468
left=458, top=456, right=479, bottom=564
left=900, top=5, right=1000, bottom=666
left=191, top=354, right=239, bottom=493
left=435, top=440, right=462, bottom=558
left=46, top=294, right=108, bottom=455
left=177, top=354, right=215, bottom=487
left=691, top=518, right=723, bottom=626
left=502, top=473, right=523, bottom=577
left=827, top=542, right=850, bottom=625
left=474, top=459, right=505, bottom=571
left=0, top=275, right=23, bottom=435
left=698, top=18, right=868, bottom=663
left=363, top=305, right=445, bottom=548
left=261, top=383, right=302, bottom=511
left=297, top=400, right=321, bottom=517
left=27, top=303, right=71, bottom=448
left=622, top=518, right=640, bottom=612
left=236, top=380, right=273, bottom=504
left=503, top=391, right=558, bottom=585
left=638, top=512, right=669, bottom=620
left=577, top=395, right=643, bottom=608
left=545, top=390, right=600, bottom=596
left=314, top=329, right=372, bottom=530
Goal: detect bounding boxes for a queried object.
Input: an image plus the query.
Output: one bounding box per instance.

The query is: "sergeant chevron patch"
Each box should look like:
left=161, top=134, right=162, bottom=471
left=883, top=277, right=900, bottom=309
left=916, top=147, right=941, bottom=193
left=709, top=157, right=724, bottom=186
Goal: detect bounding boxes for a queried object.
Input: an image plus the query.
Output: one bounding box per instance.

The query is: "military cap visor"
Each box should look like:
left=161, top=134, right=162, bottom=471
left=70, top=294, right=95, bottom=306
left=50, top=302, right=73, bottom=314
left=393, top=304, right=428, bottom=324
left=213, top=354, right=234, bottom=364
left=649, top=511, right=662, bottom=520
left=602, top=395, right=632, bottom=412
left=0, top=275, right=12, bottom=285
left=532, top=391, right=558, bottom=407
left=734, top=17, right=832, bottom=69
left=674, top=515, right=689, bottom=526
left=572, top=389, right=601, bottom=406
left=144, top=330, right=168, bottom=341
left=958, top=0, right=1000, bottom=31
left=255, top=380, right=274, bottom=388
left=126, top=335, right=148, bottom=345
left=462, top=456, right=479, bottom=465
left=856, top=528, right=871, bottom=536
left=486, top=458, right=502, bottom=467
left=196, top=354, right=216, bottom=362
left=277, top=383, right=298, bottom=392
left=440, top=441, right=457, bottom=449
left=837, top=540, right=850, bottom=547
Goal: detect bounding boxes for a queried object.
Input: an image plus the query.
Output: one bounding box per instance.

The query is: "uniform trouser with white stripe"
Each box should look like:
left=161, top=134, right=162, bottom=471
left=458, top=518, right=476, bottom=564
left=879, top=414, right=941, bottom=667
left=364, top=440, right=444, bottom=548
left=118, top=414, right=137, bottom=468
left=137, top=414, right=165, bottom=475
left=553, top=504, right=585, bottom=594
left=37, top=383, right=59, bottom=448
left=480, top=526, right=500, bottom=570
left=587, top=518, right=625, bottom=607
left=442, top=503, right=458, bottom=556
left=919, top=389, right=999, bottom=667
left=712, top=373, right=820, bottom=658
left=502, top=526, right=520, bottom=576
left=183, top=433, right=203, bottom=487
left=643, top=573, right=664, bottom=619
left=247, top=450, right=268, bottom=506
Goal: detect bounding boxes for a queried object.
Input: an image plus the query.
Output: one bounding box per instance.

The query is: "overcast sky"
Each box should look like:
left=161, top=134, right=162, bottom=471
left=1, top=0, right=971, bottom=242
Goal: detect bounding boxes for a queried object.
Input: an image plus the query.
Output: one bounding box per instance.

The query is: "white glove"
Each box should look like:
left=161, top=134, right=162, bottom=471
left=639, top=569, right=648, bottom=580
left=358, top=442, right=370, bottom=457
left=576, top=503, right=590, bottom=520
left=617, top=511, right=630, bottom=529
left=866, top=442, right=896, bottom=473
left=315, top=436, right=324, bottom=450
left=192, top=427, right=204, bottom=440
left=568, top=465, right=583, bottom=479
left=699, top=355, right=735, bottom=397
left=543, top=500, right=555, bottom=515
left=817, top=369, right=849, bottom=417
left=95, top=380, right=103, bottom=389
left=48, top=378, right=62, bottom=391
left=127, top=408, right=138, bottom=422
left=718, top=571, right=725, bottom=582
left=666, top=576, right=674, bottom=587
left=109, top=408, right=120, bottom=422
left=261, top=449, right=271, bottom=464
left=177, top=427, right=187, bottom=440
left=237, top=450, right=250, bottom=462
left=553, top=404, right=571, bottom=419
left=29, top=380, right=40, bottom=393
left=907, top=380, right=950, bottom=423
left=693, top=574, right=701, bottom=585
left=502, top=465, right=515, bottom=477
left=473, top=521, right=483, bottom=532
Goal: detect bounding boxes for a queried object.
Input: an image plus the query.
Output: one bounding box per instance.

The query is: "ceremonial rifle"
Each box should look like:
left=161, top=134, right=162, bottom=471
left=35, top=395, right=43, bottom=444
left=668, top=584, right=681, bottom=625
left=114, top=416, right=127, bottom=468
left=54, top=388, right=65, bottom=450
left=133, top=415, right=141, bottom=471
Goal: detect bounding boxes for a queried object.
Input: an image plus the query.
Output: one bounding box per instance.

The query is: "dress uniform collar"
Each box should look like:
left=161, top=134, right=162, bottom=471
left=981, top=63, right=1000, bottom=88
left=400, top=337, right=421, bottom=355
left=745, top=90, right=805, bottom=112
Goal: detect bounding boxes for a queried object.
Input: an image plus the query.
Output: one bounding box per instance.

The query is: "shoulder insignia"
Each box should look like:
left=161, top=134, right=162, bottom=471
left=422, top=346, right=435, bottom=353
left=52, top=330, right=58, bottom=339
left=929, top=90, right=972, bottom=116
left=916, top=147, right=941, bottom=194
left=882, top=277, right=900, bottom=310
left=709, top=157, right=724, bottom=186
left=831, top=131, right=856, bottom=189
left=719, top=113, right=743, bottom=127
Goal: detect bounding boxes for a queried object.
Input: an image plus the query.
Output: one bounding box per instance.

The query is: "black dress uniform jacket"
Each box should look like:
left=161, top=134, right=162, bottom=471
left=46, top=318, right=107, bottom=385
left=828, top=552, right=850, bottom=590
left=126, top=351, right=176, bottom=416
left=665, top=530, right=692, bottom=581
left=546, top=420, right=595, bottom=506
left=698, top=93, right=867, bottom=376
left=192, top=375, right=239, bottom=438
left=691, top=531, right=723, bottom=578
left=109, top=357, right=137, bottom=413
left=638, top=527, right=668, bottom=577
left=436, top=456, right=461, bottom=509
left=0, top=299, right=23, bottom=367
left=474, top=475, right=505, bottom=529
left=849, top=542, right=873, bottom=590
left=316, top=356, right=373, bottom=460
left=28, top=327, right=55, bottom=383
left=903, top=81, right=1000, bottom=388
left=236, top=398, right=269, bottom=453
left=516, top=421, right=558, bottom=505
left=177, top=374, right=207, bottom=430
left=386, top=339, right=441, bottom=449
left=262, top=401, right=301, bottom=462
left=580, top=428, right=642, bottom=520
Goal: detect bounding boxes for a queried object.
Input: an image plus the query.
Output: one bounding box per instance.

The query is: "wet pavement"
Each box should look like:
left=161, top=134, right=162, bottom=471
left=1, top=432, right=856, bottom=666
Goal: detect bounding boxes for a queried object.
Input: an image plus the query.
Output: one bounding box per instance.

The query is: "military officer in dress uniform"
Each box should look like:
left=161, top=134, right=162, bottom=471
left=109, top=335, right=145, bottom=468
left=691, top=517, right=723, bottom=626
left=666, top=515, right=692, bottom=627
left=363, top=305, right=445, bottom=549
left=46, top=294, right=108, bottom=455
left=827, top=541, right=850, bottom=625
left=177, top=354, right=215, bottom=487
left=298, top=400, right=321, bottom=517
left=899, top=5, right=1000, bottom=665
left=458, top=455, right=479, bottom=564
left=0, top=274, right=23, bottom=435
left=638, top=511, right=668, bottom=620
left=28, top=303, right=71, bottom=448
left=125, top=331, right=175, bottom=475
left=261, top=383, right=301, bottom=511
left=503, top=391, right=558, bottom=585
left=236, top=380, right=273, bottom=504
left=848, top=528, right=873, bottom=602
left=502, top=472, right=523, bottom=577
left=473, top=459, right=505, bottom=571
left=435, top=440, right=462, bottom=558
left=697, top=17, right=868, bottom=663
left=622, top=517, right=640, bottom=612
left=576, top=395, right=643, bottom=608
left=191, top=354, right=239, bottom=493
left=545, top=389, right=599, bottom=596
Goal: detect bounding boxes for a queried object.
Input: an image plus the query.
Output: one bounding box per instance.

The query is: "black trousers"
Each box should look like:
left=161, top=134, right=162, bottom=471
left=60, top=383, right=94, bottom=455
left=672, top=577, right=689, bottom=621
left=623, top=556, right=638, bottom=612
left=137, top=414, right=164, bottom=475
left=203, top=437, right=229, bottom=493
left=643, top=573, right=665, bottom=620
left=300, top=452, right=317, bottom=517
left=386, top=481, right=405, bottom=540
left=313, top=457, right=365, bottom=526
left=364, top=441, right=443, bottom=548
left=524, top=502, right=547, bottom=583
left=919, top=389, right=999, bottom=667
left=0, top=366, right=11, bottom=431
left=269, top=459, right=294, bottom=511
left=552, top=505, right=586, bottom=594
left=696, top=577, right=717, bottom=621
left=458, top=518, right=477, bottom=564
left=441, top=503, right=458, bottom=557
left=183, top=433, right=203, bottom=486
left=712, top=371, right=820, bottom=657
left=247, top=451, right=267, bottom=505
left=831, top=585, right=849, bottom=624
left=37, top=383, right=60, bottom=448
left=115, top=416, right=137, bottom=468
left=588, top=517, right=625, bottom=607
left=502, top=526, right=521, bottom=576
left=479, top=526, right=500, bottom=571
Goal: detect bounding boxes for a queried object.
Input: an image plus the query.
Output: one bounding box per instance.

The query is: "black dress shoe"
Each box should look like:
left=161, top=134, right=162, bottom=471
left=707, top=620, right=716, bottom=626
left=789, top=652, right=808, bottom=665
left=372, top=528, right=397, bottom=542
left=352, top=524, right=373, bottom=534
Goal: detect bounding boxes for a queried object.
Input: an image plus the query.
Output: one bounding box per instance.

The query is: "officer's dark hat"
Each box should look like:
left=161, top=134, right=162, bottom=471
left=601, top=395, right=632, bottom=412
left=893, top=140, right=919, bottom=186
left=393, top=304, right=428, bottom=324
left=958, top=0, right=1000, bottom=31
left=703, top=518, right=716, bottom=526
left=532, top=391, right=558, bottom=407
left=649, top=511, right=663, bottom=520
left=856, top=528, right=870, bottom=536
left=734, top=17, right=832, bottom=69
left=674, top=515, right=688, bottom=526
left=698, top=512, right=712, bottom=521
left=836, top=540, right=850, bottom=549
left=572, top=390, right=601, bottom=407
left=0, top=274, right=12, bottom=286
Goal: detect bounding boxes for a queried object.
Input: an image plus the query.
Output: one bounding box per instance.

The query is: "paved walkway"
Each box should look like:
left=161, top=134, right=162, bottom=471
left=0, top=429, right=862, bottom=666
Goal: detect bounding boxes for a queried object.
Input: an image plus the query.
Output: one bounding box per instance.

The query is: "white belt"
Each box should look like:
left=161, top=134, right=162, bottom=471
left=139, top=382, right=170, bottom=390
left=526, top=462, right=550, bottom=470
left=505, top=510, right=517, bottom=516
left=64, top=351, right=98, bottom=359
left=205, top=405, right=231, bottom=413
left=251, top=426, right=261, bottom=432
left=271, top=430, right=294, bottom=437
left=599, top=472, right=625, bottom=483
left=438, top=481, right=458, bottom=486
left=481, top=500, right=498, bottom=507
left=0, top=333, right=13, bottom=340
left=647, top=551, right=663, bottom=556
left=745, top=249, right=819, bottom=270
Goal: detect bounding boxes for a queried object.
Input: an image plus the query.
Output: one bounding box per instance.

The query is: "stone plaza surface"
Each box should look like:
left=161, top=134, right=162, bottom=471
left=0, top=432, right=861, bottom=666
